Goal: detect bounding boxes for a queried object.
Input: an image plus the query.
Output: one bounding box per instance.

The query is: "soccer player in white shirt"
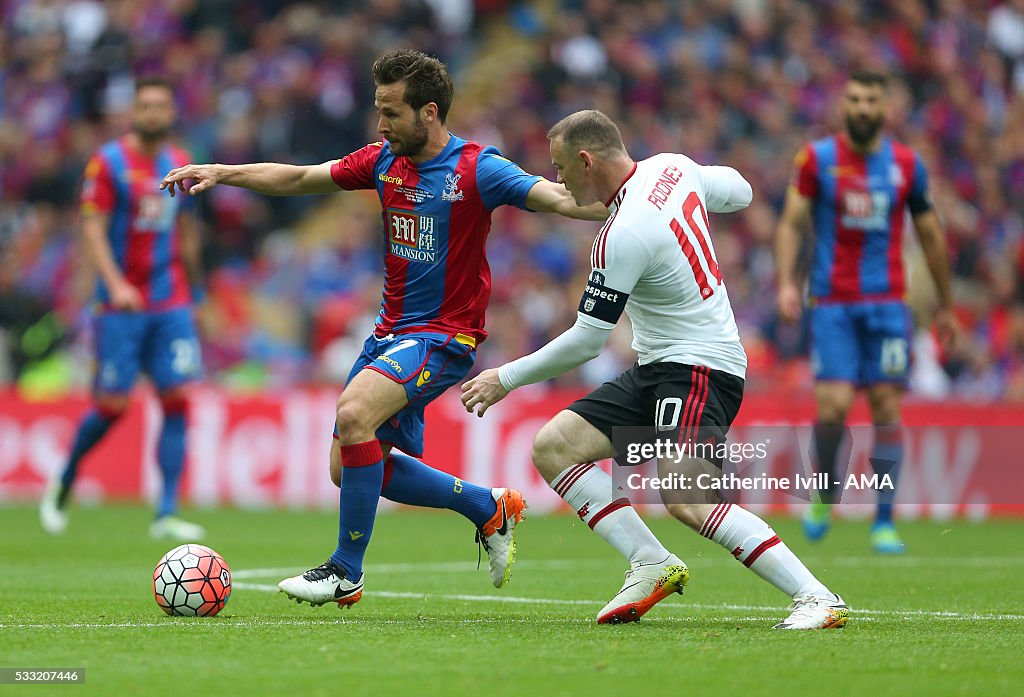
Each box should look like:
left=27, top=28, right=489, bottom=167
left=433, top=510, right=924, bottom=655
left=462, top=110, right=848, bottom=630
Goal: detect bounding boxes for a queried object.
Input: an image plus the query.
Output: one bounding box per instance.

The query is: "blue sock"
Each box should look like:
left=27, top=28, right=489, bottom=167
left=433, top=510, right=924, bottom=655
left=156, top=410, right=187, bottom=518
left=382, top=452, right=497, bottom=527
left=330, top=440, right=384, bottom=578
left=59, top=410, right=117, bottom=501
left=871, top=424, right=903, bottom=526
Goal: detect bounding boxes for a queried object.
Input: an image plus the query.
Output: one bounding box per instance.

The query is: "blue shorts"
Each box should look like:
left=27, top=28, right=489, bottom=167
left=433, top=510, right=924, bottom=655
left=335, top=332, right=477, bottom=457
left=809, top=301, right=911, bottom=386
left=94, top=307, right=202, bottom=393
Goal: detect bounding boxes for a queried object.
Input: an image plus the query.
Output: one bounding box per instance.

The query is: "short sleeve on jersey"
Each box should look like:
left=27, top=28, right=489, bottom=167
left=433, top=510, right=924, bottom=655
left=330, top=142, right=383, bottom=190
left=81, top=154, right=115, bottom=215
left=791, top=144, right=818, bottom=198
left=907, top=152, right=932, bottom=215
left=475, top=146, right=542, bottom=210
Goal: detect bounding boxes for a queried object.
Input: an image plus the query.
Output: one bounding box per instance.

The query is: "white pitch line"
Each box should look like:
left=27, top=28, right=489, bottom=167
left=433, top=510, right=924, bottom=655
left=232, top=555, right=1024, bottom=580
left=0, top=616, right=825, bottom=630
left=3, top=556, right=1017, bottom=630
left=232, top=558, right=593, bottom=580
left=235, top=582, right=598, bottom=605
left=822, top=556, right=1024, bottom=568
left=231, top=581, right=1023, bottom=621
left=0, top=619, right=507, bottom=629
left=700, top=602, right=1023, bottom=621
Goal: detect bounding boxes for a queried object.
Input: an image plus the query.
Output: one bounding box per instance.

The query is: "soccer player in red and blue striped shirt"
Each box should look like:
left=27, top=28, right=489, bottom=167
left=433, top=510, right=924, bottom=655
left=775, top=70, right=958, bottom=553
left=40, top=76, right=206, bottom=541
left=161, top=50, right=607, bottom=606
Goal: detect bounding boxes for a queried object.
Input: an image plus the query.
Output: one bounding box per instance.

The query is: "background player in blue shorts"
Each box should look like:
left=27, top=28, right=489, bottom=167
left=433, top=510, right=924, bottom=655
left=160, top=50, right=607, bottom=605
left=775, top=70, right=958, bottom=553
left=39, top=77, right=206, bottom=541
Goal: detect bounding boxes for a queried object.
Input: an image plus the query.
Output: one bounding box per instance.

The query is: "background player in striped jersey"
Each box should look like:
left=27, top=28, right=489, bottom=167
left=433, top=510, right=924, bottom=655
left=462, top=110, right=847, bottom=630
left=160, top=50, right=607, bottom=607
left=40, top=76, right=206, bottom=541
left=775, top=71, right=958, bottom=553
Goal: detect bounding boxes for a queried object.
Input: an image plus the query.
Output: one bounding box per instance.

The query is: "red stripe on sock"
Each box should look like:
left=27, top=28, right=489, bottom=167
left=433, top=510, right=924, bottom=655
left=96, top=405, right=124, bottom=420
left=553, top=464, right=584, bottom=496
left=554, top=463, right=594, bottom=497
left=552, top=462, right=585, bottom=495
left=382, top=456, right=395, bottom=489
left=874, top=424, right=902, bottom=446
left=339, top=439, right=383, bottom=468
left=701, top=502, right=731, bottom=539
left=699, top=502, right=721, bottom=536
left=556, top=463, right=593, bottom=497
left=587, top=498, right=631, bottom=529
left=742, top=535, right=781, bottom=567
left=706, top=502, right=732, bottom=539
left=699, top=502, right=726, bottom=537
left=159, top=394, right=188, bottom=415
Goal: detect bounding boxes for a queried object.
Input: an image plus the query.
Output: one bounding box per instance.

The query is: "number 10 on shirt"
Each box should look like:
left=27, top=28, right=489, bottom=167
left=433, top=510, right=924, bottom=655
left=670, top=191, right=721, bottom=299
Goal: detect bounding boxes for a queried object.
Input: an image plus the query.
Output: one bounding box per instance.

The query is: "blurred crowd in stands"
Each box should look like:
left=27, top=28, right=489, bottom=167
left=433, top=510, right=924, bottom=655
left=1, top=0, right=1023, bottom=401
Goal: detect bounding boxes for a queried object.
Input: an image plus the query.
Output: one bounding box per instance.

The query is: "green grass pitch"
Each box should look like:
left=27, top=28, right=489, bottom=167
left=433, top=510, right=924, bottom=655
left=1, top=504, right=1022, bottom=695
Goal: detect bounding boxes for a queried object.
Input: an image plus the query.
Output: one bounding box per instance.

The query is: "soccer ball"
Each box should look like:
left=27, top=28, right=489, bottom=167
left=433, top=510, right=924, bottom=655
left=153, top=544, right=231, bottom=617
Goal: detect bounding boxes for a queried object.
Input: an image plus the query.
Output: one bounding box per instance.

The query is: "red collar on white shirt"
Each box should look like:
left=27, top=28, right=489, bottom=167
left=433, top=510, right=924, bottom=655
left=605, top=161, right=637, bottom=210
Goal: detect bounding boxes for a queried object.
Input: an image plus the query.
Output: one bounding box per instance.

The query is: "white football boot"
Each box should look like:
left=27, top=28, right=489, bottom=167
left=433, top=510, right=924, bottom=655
left=597, top=554, right=689, bottom=624
left=39, top=482, right=69, bottom=535
left=278, top=560, right=364, bottom=608
left=772, top=593, right=849, bottom=629
left=475, top=488, right=527, bottom=588
left=150, top=515, right=207, bottom=541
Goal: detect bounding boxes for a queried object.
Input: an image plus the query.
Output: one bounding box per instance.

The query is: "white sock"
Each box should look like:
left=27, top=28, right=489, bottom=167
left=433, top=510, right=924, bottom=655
left=551, top=463, right=669, bottom=566
left=701, top=502, right=830, bottom=599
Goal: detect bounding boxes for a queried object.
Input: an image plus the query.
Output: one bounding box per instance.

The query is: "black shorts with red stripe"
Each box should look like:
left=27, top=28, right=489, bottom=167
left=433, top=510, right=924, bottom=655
left=567, top=361, right=744, bottom=468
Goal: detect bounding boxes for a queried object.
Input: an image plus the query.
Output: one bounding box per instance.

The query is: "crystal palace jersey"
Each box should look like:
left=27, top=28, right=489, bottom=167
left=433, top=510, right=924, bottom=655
left=330, top=135, right=541, bottom=343
left=580, top=154, right=749, bottom=378
left=792, top=135, right=932, bottom=303
left=80, top=137, right=194, bottom=310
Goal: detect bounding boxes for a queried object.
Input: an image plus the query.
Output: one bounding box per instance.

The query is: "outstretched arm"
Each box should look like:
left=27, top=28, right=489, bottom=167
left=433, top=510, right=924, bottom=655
left=462, top=223, right=646, bottom=416
left=461, top=319, right=611, bottom=417
left=525, top=179, right=609, bottom=221
left=160, top=160, right=338, bottom=197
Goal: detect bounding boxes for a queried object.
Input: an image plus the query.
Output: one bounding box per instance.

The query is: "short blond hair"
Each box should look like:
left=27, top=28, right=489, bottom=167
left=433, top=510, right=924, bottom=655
left=547, top=110, right=627, bottom=156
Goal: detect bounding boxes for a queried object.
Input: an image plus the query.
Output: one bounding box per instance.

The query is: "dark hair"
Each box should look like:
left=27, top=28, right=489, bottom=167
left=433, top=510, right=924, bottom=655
left=371, top=50, right=454, bottom=122
left=547, top=109, right=627, bottom=156
left=848, top=69, right=888, bottom=89
left=134, top=75, right=174, bottom=95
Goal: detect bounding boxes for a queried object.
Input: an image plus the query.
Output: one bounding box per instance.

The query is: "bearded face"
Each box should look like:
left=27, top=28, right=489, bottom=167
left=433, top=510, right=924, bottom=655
left=841, top=81, right=887, bottom=148
left=844, top=109, right=885, bottom=147
left=132, top=86, right=175, bottom=144
left=390, top=110, right=430, bottom=158
left=374, top=81, right=431, bottom=158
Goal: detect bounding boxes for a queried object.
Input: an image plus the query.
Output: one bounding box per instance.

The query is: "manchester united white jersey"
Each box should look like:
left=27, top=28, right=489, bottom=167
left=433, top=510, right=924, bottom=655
left=577, top=153, right=750, bottom=378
